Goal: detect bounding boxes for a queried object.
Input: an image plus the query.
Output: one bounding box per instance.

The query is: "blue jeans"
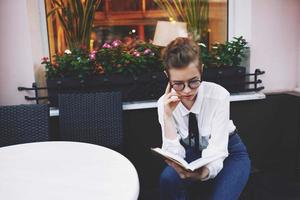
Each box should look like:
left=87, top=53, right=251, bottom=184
left=159, top=133, right=251, bottom=200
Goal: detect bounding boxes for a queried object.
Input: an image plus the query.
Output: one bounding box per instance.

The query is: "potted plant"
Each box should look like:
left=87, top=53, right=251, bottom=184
left=42, top=40, right=166, bottom=106
left=200, top=36, right=249, bottom=92
left=44, top=0, right=167, bottom=106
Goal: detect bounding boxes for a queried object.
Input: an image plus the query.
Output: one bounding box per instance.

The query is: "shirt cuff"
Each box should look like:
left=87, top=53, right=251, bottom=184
left=162, top=135, right=186, bottom=158
left=200, top=159, right=224, bottom=181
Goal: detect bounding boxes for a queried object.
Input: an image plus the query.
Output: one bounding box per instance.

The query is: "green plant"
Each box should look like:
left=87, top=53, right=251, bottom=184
left=154, top=0, right=209, bottom=42
left=96, top=40, right=162, bottom=75
left=200, top=36, right=249, bottom=68
left=42, top=47, right=97, bottom=79
left=42, top=40, right=164, bottom=79
left=47, top=0, right=101, bottom=50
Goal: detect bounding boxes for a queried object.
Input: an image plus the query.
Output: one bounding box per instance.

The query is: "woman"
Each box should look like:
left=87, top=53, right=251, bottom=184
left=157, top=37, right=251, bottom=200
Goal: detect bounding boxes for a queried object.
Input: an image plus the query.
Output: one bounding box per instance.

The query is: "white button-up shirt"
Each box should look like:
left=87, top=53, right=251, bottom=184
left=157, top=81, right=236, bottom=180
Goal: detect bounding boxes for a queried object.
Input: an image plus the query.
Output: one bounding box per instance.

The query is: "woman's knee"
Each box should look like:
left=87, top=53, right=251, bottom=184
left=159, top=166, right=189, bottom=199
left=160, top=166, right=181, bottom=186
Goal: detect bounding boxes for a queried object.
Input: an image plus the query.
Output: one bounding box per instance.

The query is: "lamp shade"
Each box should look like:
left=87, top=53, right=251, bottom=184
left=153, top=21, right=188, bottom=47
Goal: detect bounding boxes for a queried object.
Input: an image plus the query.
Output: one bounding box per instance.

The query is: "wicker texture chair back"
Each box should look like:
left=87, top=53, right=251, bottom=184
left=58, top=92, right=123, bottom=150
left=0, top=104, right=49, bottom=147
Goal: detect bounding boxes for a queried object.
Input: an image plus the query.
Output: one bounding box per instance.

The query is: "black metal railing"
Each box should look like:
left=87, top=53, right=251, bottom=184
left=245, top=69, right=265, bottom=91
left=18, top=83, right=48, bottom=104
left=18, top=68, right=265, bottom=104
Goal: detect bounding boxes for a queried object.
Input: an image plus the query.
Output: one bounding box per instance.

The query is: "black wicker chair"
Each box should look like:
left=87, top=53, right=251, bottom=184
left=58, top=92, right=123, bottom=151
left=0, top=104, right=49, bottom=147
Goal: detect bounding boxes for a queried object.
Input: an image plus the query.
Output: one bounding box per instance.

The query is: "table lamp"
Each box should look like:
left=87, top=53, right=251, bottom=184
left=153, top=21, right=188, bottom=47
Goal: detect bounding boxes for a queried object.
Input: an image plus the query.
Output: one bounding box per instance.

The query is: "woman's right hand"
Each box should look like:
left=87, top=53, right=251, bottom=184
left=163, top=83, right=181, bottom=118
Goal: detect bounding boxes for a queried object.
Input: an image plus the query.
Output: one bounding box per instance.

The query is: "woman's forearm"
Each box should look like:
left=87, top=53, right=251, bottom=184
left=163, top=116, right=178, bottom=140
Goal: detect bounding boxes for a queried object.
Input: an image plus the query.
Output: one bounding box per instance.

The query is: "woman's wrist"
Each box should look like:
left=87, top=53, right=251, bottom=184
left=163, top=113, right=173, bottom=121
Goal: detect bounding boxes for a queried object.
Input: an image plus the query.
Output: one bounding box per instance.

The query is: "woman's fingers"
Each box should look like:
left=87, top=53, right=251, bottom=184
left=166, top=160, right=190, bottom=179
left=164, top=82, right=172, bottom=94
left=164, top=97, right=180, bottom=106
left=195, top=167, right=204, bottom=173
left=165, top=91, right=179, bottom=99
left=170, top=95, right=180, bottom=101
left=163, top=83, right=180, bottom=116
left=179, top=174, right=186, bottom=179
left=166, top=160, right=206, bottom=180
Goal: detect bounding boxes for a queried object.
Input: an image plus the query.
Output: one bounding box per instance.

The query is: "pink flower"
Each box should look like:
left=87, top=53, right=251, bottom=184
left=143, top=48, right=152, bottom=55
left=133, top=51, right=140, bottom=57
left=41, top=57, right=49, bottom=62
left=89, top=53, right=96, bottom=60
left=102, top=43, right=112, bottom=49
left=89, top=50, right=97, bottom=60
left=112, top=40, right=122, bottom=47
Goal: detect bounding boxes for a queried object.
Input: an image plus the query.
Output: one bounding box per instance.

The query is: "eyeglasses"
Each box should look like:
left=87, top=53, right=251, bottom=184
left=170, top=79, right=201, bottom=91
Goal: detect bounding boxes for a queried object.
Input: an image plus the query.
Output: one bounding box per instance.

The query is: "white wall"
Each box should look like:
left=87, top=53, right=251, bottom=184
left=0, top=0, right=48, bottom=105
left=0, top=0, right=34, bottom=105
left=228, top=0, right=252, bottom=43
left=251, top=0, right=300, bottom=93
left=27, top=0, right=50, bottom=101
left=297, top=31, right=300, bottom=90
left=230, top=0, right=300, bottom=93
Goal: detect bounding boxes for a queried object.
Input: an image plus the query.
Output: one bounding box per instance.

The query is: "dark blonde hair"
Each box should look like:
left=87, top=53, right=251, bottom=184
left=162, top=37, right=202, bottom=75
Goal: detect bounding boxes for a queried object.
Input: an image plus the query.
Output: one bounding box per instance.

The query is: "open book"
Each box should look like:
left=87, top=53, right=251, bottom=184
left=151, top=147, right=227, bottom=172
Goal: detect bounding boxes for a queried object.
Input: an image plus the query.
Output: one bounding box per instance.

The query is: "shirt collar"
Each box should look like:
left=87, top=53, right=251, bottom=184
left=178, top=82, right=204, bottom=116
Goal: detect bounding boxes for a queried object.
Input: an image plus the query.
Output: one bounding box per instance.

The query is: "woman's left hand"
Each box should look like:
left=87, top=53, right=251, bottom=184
left=165, top=160, right=209, bottom=180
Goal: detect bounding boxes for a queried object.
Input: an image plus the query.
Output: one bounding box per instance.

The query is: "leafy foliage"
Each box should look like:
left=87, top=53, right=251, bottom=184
left=200, top=36, right=249, bottom=68
left=47, top=0, right=101, bottom=50
left=42, top=40, right=164, bottom=79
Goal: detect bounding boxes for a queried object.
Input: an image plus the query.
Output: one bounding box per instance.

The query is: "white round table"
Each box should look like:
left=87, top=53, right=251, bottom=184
left=0, top=142, right=139, bottom=200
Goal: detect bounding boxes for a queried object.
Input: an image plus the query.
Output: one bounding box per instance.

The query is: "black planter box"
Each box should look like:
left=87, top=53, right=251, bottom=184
left=202, top=66, right=246, bottom=93
left=46, top=72, right=168, bottom=107
left=46, top=67, right=247, bottom=106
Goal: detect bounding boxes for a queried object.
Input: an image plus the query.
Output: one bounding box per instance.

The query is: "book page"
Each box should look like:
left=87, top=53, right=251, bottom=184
left=152, top=148, right=228, bottom=171
left=188, top=152, right=227, bottom=171
left=151, top=148, right=189, bottom=169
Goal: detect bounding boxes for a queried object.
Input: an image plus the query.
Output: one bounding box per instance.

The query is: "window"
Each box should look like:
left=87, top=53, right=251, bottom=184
left=45, top=0, right=228, bottom=57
